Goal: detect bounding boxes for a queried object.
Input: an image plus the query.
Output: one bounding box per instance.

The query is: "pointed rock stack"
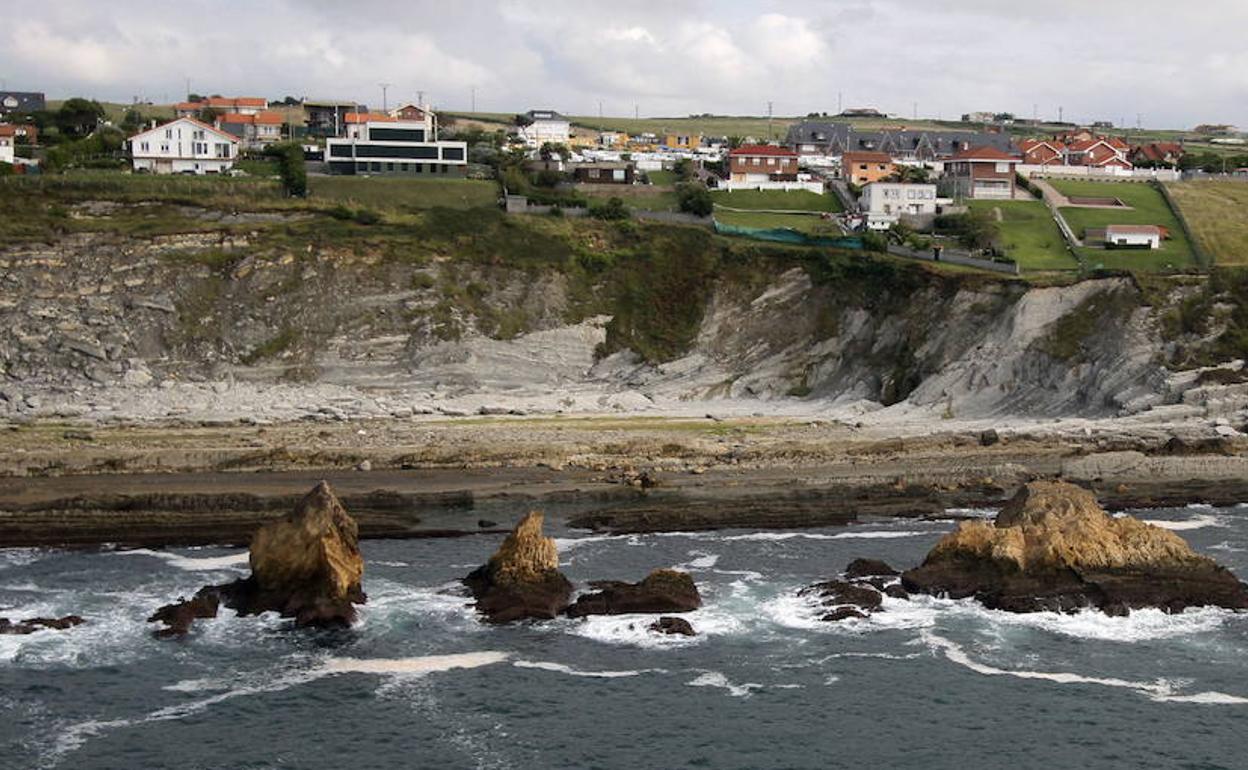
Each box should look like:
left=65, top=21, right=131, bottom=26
left=150, top=481, right=366, bottom=637
left=902, top=480, right=1248, bottom=614
left=464, top=512, right=573, bottom=622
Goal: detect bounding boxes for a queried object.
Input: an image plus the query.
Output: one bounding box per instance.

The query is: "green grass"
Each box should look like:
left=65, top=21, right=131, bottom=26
left=307, top=176, right=497, bottom=211
left=1166, top=181, right=1248, bottom=266
left=714, top=210, right=838, bottom=235
left=646, top=170, right=678, bottom=186
left=712, top=188, right=842, bottom=213
left=575, top=185, right=680, bottom=212
left=967, top=200, right=1076, bottom=271
left=1049, top=179, right=1197, bottom=271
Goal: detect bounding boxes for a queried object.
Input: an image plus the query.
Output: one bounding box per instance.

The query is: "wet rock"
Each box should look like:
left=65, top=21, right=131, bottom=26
left=463, top=512, right=572, bottom=623
left=649, top=616, right=696, bottom=636
left=979, top=429, right=1000, bottom=447
left=146, top=592, right=220, bottom=639
left=902, top=480, right=1248, bottom=614
left=477, top=519, right=498, bottom=529
left=799, top=580, right=883, bottom=615
left=820, top=607, right=867, bottom=622
left=149, top=481, right=366, bottom=637
left=844, top=558, right=899, bottom=580
left=0, top=615, right=86, bottom=635
left=566, top=569, right=702, bottom=617
left=883, top=584, right=910, bottom=600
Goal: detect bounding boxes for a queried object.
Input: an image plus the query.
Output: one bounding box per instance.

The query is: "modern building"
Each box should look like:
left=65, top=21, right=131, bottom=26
left=127, top=117, right=239, bottom=174
left=945, top=146, right=1020, bottom=199
left=325, top=116, right=467, bottom=176
left=859, top=182, right=939, bottom=229
left=303, top=100, right=364, bottom=137
left=0, top=91, right=46, bottom=116
left=573, top=161, right=635, bottom=184
left=663, top=133, right=701, bottom=150
left=517, top=109, right=571, bottom=147
left=729, top=144, right=799, bottom=182
left=841, top=151, right=896, bottom=186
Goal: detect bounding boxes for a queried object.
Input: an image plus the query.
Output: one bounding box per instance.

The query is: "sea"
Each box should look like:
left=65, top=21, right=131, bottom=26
left=2, top=501, right=1247, bottom=770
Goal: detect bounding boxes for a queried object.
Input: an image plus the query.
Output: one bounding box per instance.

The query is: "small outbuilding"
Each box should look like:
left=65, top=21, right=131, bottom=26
left=1104, top=224, right=1164, bottom=250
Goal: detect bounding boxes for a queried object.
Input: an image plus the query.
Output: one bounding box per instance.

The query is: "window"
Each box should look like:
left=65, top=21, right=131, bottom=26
left=165, top=129, right=172, bottom=139
left=140, top=141, right=149, bottom=152
left=371, top=162, right=381, bottom=172
left=752, top=158, right=760, bottom=166
left=160, top=143, right=170, bottom=153
left=414, top=163, right=423, bottom=173
left=768, top=158, right=775, bottom=166
left=995, top=162, right=1010, bottom=173
left=357, top=162, right=368, bottom=172
left=387, top=162, right=394, bottom=171
left=589, top=168, right=600, bottom=179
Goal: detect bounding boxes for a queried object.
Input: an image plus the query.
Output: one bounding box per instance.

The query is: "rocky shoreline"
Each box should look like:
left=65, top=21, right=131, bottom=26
left=2, top=415, right=1248, bottom=547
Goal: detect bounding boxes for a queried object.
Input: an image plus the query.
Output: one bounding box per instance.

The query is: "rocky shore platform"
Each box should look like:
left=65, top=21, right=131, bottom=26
left=3, top=415, right=1248, bottom=547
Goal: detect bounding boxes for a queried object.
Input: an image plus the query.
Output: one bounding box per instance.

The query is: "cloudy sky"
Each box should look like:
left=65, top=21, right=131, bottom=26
left=2, top=0, right=1245, bottom=129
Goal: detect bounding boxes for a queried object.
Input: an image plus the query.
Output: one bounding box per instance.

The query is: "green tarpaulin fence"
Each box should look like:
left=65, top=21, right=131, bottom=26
left=713, top=220, right=863, bottom=250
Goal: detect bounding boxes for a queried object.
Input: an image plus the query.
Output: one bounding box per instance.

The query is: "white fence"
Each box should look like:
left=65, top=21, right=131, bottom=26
left=1018, top=164, right=1180, bottom=182
left=723, top=180, right=826, bottom=194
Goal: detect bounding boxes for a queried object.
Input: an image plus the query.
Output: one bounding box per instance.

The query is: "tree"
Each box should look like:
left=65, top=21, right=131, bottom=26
left=888, top=165, right=930, bottom=184
left=196, top=106, right=222, bottom=124
left=672, top=157, right=695, bottom=181
left=539, top=142, right=570, bottom=161
left=957, top=208, right=1000, bottom=251
left=55, top=98, right=106, bottom=137
left=589, top=196, right=629, bottom=220
left=513, top=113, right=534, bottom=127
left=121, top=108, right=146, bottom=134
left=675, top=182, right=713, bottom=217
left=726, top=135, right=745, bottom=150
left=269, top=143, right=307, bottom=197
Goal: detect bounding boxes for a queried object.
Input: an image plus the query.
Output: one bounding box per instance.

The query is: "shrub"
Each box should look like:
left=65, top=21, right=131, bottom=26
left=590, top=196, right=629, bottom=220
left=676, top=182, right=713, bottom=217
left=269, top=142, right=307, bottom=198
left=353, top=208, right=381, bottom=225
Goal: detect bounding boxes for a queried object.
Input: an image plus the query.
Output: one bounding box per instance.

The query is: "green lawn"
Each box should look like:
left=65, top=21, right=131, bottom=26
left=1049, top=179, right=1197, bottom=271
left=968, top=200, right=1076, bottom=271
left=646, top=170, right=678, bottom=186
left=712, top=188, right=843, bottom=213
left=714, top=210, right=838, bottom=235
left=1166, top=181, right=1248, bottom=266
left=308, top=176, right=498, bottom=211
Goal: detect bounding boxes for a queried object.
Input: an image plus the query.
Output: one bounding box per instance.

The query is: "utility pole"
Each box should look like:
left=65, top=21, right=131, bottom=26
left=379, top=83, right=392, bottom=113
left=837, top=91, right=843, bottom=115
left=767, top=101, right=773, bottom=140
left=417, top=90, right=425, bottom=108
left=634, top=103, right=639, bottom=121
left=1059, top=105, right=1064, bottom=124
left=185, top=77, right=191, bottom=100
left=912, top=101, right=917, bottom=121
left=598, top=99, right=603, bottom=119
left=471, top=86, right=476, bottom=113
left=1033, top=103, right=1038, bottom=123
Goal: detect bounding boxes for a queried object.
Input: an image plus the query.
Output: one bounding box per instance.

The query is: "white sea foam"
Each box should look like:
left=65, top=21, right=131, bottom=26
left=686, top=671, right=763, bottom=698
left=513, top=660, right=660, bottom=678
left=323, top=651, right=509, bottom=675
left=56, top=652, right=511, bottom=764
left=673, top=551, right=720, bottom=570
left=721, top=530, right=933, bottom=542
left=1141, top=514, right=1226, bottom=531
left=0, top=548, right=47, bottom=571
left=943, top=507, right=998, bottom=519
left=111, top=548, right=249, bottom=572
left=922, top=629, right=1248, bottom=705
left=564, top=614, right=706, bottom=648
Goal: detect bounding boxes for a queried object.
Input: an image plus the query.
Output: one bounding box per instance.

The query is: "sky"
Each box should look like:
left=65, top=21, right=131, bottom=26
left=2, top=0, right=1245, bottom=130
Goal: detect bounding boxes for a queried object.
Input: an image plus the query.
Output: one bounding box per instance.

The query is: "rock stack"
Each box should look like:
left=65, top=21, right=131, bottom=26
left=463, top=512, right=573, bottom=622
left=149, top=481, right=366, bottom=637
left=901, top=480, right=1248, bottom=614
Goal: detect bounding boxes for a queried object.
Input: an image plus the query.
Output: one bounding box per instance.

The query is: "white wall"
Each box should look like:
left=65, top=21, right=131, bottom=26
left=1019, top=164, right=1180, bottom=181
left=861, top=183, right=938, bottom=215
left=520, top=120, right=571, bottom=146
left=129, top=118, right=238, bottom=174
left=0, top=138, right=13, bottom=164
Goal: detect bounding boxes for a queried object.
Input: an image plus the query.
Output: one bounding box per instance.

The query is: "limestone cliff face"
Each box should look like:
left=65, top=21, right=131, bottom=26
left=0, top=224, right=1217, bottom=423
left=484, top=512, right=559, bottom=586
left=903, top=480, right=1248, bottom=613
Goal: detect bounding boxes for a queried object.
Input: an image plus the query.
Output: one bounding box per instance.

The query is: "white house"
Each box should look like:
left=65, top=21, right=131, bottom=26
left=859, top=182, right=938, bottom=229
left=128, top=118, right=239, bottom=174
left=0, top=125, right=15, bottom=164
left=517, top=109, right=571, bottom=147
left=1105, top=224, right=1162, bottom=250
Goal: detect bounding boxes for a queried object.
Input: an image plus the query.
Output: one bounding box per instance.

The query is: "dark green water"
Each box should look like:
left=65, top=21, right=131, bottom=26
left=2, top=504, right=1247, bottom=769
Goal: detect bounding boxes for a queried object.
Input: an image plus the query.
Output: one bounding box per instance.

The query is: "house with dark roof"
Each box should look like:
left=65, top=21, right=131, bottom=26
left=1131, top=142, right=1184, bottom=167
left=0, top=91, right=46, bottom=116
left=785, top=120, right=1015, bottom=162
left=945, top=146, right=1020, bottom=199
left=517, top=109, right=571, bottom=147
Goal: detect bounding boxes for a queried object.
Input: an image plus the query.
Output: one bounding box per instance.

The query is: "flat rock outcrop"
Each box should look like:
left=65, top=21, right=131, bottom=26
left=649, top=616, right=697, bottom=636
left=901, top=480, right=1248, bottom=614
left=149, top=481, right=366, bottom=637
left=0, top=615, right=85, bottom=635
left=566, top=569, right=702, bottom=617
left=464, top=512, right=572, bottom=622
